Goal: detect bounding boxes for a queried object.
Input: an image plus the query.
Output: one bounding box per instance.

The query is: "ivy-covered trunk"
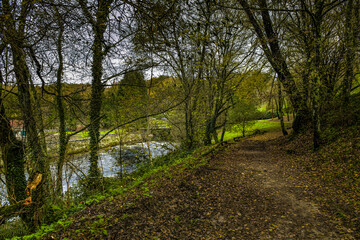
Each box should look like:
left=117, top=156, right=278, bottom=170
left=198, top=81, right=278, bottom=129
left=11, top=46, right=49, bottom=230
left=204, top=116, right=216, bottom=146
left=204, top=99, right=223, bottom=146
left=79, top=0, right=113, bottom=189
left=0, top=71, right=27, bottom=206
left=184, top=95, right=195, bottom=149
left=310, top=1, right=324, bottom=151
left=88, top=34, right=104, bottom=186
left=2, top=0, right=50, bottom=230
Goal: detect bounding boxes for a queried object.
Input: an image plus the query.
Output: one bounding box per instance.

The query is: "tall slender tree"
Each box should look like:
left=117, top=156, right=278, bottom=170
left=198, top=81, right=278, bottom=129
left=78, top=0, right=114, bottom=188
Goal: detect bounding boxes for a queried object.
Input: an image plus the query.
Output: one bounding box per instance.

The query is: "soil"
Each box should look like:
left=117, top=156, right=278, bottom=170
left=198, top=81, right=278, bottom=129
left=45, top=132, right=357, bottom=239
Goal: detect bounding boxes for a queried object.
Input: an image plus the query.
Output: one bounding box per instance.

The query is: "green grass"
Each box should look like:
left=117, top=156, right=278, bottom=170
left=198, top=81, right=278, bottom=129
left=222, top=131, right=242, bottom=141
left=66, top=130, right=89, bottom=138
left=150, top=119, right=170, bottom=128
left=222, top=119, right=292, bottom=142
left=100, top=129, right=124, bottom=135
left=250, top=119, right=291, bottom=132
left=67, top=129, right=123, bottom=138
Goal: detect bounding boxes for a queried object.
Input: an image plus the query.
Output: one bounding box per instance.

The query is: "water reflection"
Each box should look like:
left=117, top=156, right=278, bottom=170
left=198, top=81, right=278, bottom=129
left=0, top=141, right=174, bottom=205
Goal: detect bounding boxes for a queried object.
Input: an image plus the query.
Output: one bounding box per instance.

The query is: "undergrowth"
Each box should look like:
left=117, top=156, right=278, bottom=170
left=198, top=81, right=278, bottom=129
left=0, top=118, right=312, bottom=239
left=6, top=143, right=219, bottom=240
left=283, top=124, right=360, bottom=236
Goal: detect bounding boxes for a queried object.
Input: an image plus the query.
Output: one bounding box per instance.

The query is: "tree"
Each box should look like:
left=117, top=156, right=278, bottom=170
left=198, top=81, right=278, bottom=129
left=1, top=0, right=51, bottom=229
left=133, top=0, right=252, bottom=147
left=53, top=5, right=67, bottom=196
left=117, top=70, right=147, bottom=127
left=277, top=78, right=288, bottom=136
left=235, top=0, right=357, bottom=150
left=78, top=0, right=114, bottom=188
left=202, top=2, right=252, bottom=145
left=0, top=67, right=27, bottom=206
left=343, top=0, right=359, bottom=106
left=237, top=0, right=308, bottom=134
left=296, top=0, right=347, bottom=150
left=132, top=0, right=205, bottom=148
left=228, top=97, right=259, bottom=137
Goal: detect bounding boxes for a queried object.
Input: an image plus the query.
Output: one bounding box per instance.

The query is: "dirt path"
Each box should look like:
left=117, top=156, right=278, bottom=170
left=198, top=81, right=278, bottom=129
left=48, top=136, right=355, bottom=239
left=206, top=139, right=347, bottom=239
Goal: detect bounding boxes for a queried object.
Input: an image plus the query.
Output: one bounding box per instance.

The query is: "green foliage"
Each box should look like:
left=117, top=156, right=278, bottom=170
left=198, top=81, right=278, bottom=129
left=102, top=70, right=147, bottom=129
left=57, top=219, right=73, bottom=230
left=43, top=203, right=66, bottom=224
left=118, top=71, right=147, bottom=98
left=67, top=177, right=112, bottom=206
left=141, top=182, right=152, bottom=197
left=0, top=220, right=29, bottom=240
left=228, top=98, right=262, bottom=137
left=258, top=111, right=278, bottom=120
left=83, top=214, right=111, bottom=237
left=234, top=71, right=272, bottom=105
left=251, top=120, right=291, bottom=132
left=174, top=216, right=181, bottom=224
left=189, top=218, right=198, bottom=225
left=324, top=94, right=360, bottom=132
left=10, top=218, right=73, bottom=240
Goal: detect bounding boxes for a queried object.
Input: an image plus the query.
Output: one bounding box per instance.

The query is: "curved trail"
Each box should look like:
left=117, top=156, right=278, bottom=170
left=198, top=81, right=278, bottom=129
left=47, top=135, right=355, bottom=239
left=202, top=139, right=347, bottom=239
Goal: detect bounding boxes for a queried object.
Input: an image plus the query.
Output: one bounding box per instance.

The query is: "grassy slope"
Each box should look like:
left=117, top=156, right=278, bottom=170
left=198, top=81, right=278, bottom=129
left=2, top=119, right=284, bottom=239
left=38, top=126, right=358, bottom=239
left=5, top=144, right=220, bottom=240
left=222, top=118, right=292, bottom=141
left=3, top=118, right=359, bottom=239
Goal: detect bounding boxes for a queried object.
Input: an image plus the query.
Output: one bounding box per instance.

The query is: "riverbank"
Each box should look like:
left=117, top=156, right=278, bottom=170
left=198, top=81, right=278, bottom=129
left=7, top=127, right=357, bottom=240
left=46, top=132, right=148, bottom=159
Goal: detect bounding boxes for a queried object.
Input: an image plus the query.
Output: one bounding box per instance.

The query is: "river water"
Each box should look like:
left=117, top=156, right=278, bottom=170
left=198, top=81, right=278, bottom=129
left=0, top=141, right=174, bottom=206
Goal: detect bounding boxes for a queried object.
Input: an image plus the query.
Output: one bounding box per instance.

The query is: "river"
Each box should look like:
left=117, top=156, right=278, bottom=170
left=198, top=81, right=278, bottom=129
left=0, top=141, right=174, bottom=206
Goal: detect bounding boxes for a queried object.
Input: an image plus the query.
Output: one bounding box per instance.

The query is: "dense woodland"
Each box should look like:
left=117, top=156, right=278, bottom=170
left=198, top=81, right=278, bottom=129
left=0, top=0, right=359, bottom=237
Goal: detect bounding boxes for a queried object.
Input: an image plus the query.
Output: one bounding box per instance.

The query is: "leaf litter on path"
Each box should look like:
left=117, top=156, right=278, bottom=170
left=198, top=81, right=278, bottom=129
left=44, top=132, right=356, bottom=239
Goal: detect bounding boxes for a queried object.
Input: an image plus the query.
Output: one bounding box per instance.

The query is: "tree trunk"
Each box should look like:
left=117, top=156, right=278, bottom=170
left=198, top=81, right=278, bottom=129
left=311, top=0, right=324, bottom=151
left=343, top=0, right=356, bottom=106
left=242, top=120, right=246, bottom=137
left=220, top=110, right=228, bottom=142
left=277, top=80, right=288, bottom=136
left=184, top=96, right=195, bottom=149
left=0, top=71, right=27, bottom=205
left=29, top=77, right=48, bottom=157
left=88, top=35, right=104, bottom=188
left=55, top=10, right=67, bottom=196
left=2, top=0, right=49, bottom=230
left=204, top=118, right=214, bottom=146
left=79, top=0, right=113, bottom=189
left=11, top=46, right=49, bottom=230
left=239, top=0, right=308, bottom=132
